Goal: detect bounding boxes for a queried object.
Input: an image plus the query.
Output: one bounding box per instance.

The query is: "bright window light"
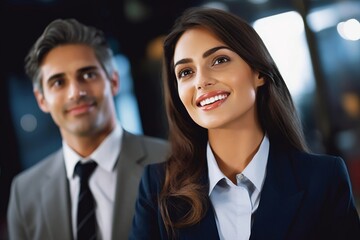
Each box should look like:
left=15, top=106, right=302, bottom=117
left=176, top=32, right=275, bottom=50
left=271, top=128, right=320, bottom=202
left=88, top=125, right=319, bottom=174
left=253, top=11, right=315, bottom=102
left=113, top=54, right=143, bottom=134
left=307, top=7, right=339, bottom=32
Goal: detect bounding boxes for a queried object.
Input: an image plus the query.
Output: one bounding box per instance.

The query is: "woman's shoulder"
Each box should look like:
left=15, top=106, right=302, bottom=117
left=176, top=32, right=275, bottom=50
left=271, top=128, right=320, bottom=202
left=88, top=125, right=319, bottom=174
left=146, top=161, right=167, bottom=176
left=291, top=149, right=344, bottom=169
left=271, top=140, right=343, bottom=168
left=140, top=162, right=167, bottom=192
left=289, top=148, right=350, bottom=184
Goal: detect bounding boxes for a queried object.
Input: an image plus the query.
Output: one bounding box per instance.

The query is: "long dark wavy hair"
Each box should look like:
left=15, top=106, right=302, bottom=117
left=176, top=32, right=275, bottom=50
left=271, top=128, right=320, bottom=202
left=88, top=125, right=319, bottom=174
left=160, top=6, right=309, bottom=237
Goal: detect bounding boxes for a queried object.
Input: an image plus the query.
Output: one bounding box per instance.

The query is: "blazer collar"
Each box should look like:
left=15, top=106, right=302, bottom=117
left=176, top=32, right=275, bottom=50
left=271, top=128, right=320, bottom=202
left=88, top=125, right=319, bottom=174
left=170, top=142, right=305, bottom=239
left=111, top=130, right=147, bottom=239
left=41, top=150, right=73, bottom=240
left=250, top=142, right=304, bottom=239
left=38, top=131, right=146, bottom=240
left=179, top=201, right=220, bottom=240
left=171, top=161, right=220, bottom=240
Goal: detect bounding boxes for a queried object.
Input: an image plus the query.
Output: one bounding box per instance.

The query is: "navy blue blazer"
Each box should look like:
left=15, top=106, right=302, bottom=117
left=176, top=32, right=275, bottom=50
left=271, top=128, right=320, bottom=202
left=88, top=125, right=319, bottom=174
left=130, top=143, right=360, bottom=240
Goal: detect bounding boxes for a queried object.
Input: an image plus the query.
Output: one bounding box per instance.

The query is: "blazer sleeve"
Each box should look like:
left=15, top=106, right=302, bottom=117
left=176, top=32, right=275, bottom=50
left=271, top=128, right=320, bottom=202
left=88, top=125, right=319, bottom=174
left=7, top=176, right=27, bottom=240
left=328, top=156, right=360, bottom=239
left=129, top=164, right=165, bottom=240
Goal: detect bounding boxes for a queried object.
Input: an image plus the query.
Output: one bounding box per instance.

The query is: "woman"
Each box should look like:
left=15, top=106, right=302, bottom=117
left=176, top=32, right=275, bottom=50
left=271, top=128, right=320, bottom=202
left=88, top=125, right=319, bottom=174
left=130, top=7, right=360, bottom=240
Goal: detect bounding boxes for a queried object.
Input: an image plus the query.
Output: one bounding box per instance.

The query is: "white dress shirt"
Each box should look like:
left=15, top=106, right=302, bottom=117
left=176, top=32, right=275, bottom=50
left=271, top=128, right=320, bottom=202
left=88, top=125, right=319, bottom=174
left=64, top=124, right=123, bottom=240
left=207, top=135, right=269, bottom=240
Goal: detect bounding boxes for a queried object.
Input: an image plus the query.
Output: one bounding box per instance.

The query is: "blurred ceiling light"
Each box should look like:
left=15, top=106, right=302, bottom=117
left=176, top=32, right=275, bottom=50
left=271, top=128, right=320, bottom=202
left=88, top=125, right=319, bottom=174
left=247, top=0, right=268, bottom=4
left=146, top=36, right=165, bottom=61
left=124, top=0, right=150, bottom=22
left=202, top=1, right=229, bottom=11
left=307, top=1, right=360, bottom=32
left=307, top=7, right=338, bottom=32
left=337, top=18, right=360, bottom=41
left=20, top=114, right=37, bottom=132
left=342, top=92, right=360, bottom=118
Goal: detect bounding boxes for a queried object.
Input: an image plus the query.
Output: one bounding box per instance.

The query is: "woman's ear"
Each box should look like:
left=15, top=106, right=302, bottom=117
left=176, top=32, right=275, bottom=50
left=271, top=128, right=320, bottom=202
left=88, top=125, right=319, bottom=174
left=256, top=72, right=265, bottom=87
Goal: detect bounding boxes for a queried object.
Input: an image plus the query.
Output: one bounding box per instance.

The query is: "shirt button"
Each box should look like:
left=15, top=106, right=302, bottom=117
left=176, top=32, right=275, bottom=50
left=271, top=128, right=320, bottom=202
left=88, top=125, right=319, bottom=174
left=237, top=174, right=244, bottom=184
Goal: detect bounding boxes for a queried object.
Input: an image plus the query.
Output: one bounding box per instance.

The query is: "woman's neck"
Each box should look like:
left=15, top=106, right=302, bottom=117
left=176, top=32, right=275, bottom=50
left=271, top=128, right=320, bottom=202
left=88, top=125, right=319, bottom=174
left=208, top=126, right=264, bottom=183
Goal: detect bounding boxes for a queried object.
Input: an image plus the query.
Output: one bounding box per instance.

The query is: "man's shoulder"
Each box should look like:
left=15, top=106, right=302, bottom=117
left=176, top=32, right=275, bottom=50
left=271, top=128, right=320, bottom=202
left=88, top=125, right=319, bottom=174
left=122, top=132, right=169, bottom=167
left=139, top=135, right=169, bottom=149
left=12, top=148, right=63, bottom=185
left=124, top=131, right=169, bottom=152
left=127, top=131, right=168, bottom=145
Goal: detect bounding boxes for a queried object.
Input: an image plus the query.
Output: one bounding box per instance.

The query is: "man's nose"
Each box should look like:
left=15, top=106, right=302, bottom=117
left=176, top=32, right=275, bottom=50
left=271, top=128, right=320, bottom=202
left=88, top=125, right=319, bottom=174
left=68, top=81, right=87, bottom=100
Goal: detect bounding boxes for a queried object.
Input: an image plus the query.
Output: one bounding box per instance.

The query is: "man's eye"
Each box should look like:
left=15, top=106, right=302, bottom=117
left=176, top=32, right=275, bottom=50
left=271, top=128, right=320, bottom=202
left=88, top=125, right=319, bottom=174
left=53, top=79, right=64, bottom=87
left=213, top=56, right=229, bottom=66
left=83, top=72, right=97, bottom=80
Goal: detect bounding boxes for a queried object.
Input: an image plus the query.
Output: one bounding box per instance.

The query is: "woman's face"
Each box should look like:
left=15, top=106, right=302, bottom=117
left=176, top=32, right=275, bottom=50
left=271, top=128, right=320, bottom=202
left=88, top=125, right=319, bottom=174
left=173, top=27, right=264, bottom=130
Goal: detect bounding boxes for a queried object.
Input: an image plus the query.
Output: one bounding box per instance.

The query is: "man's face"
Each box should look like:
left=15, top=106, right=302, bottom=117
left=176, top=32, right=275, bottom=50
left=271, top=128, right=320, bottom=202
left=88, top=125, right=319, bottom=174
left=34, top=44, right=119, bottom=140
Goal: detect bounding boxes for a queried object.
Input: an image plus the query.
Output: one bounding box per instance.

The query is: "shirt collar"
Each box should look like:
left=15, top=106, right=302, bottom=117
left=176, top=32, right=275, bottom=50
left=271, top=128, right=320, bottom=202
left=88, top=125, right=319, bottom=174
left=207, top=144, right=227, bottom=195
left=241, top=135, right=269, bottom=192
left=207, top=134, right=269, bottom=195
left=64, top=123, right=123, bottom=179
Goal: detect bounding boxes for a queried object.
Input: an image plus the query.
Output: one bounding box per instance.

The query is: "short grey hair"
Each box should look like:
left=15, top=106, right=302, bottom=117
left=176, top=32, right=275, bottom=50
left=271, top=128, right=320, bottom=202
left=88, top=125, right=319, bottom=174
left=25, top=18, right=116, bottom=91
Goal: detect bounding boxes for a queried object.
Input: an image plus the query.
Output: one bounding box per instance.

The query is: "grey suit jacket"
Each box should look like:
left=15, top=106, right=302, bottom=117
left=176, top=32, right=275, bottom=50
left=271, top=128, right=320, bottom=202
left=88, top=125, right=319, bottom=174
left=7, top=130, right=169, bottom=240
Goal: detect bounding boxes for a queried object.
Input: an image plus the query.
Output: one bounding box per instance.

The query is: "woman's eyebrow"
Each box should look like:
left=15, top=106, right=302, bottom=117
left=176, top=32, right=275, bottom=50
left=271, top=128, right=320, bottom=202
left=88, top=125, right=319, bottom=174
left=174, top=58, right=192, bottom=69
left=202, top=46, right=230, bottom=58
left=174, top=46, right=230, bottom=69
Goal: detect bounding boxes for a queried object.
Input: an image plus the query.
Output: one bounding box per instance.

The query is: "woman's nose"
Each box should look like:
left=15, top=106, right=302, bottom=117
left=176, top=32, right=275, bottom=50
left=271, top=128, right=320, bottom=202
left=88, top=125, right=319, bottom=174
left=195, top=72, right=216, bottom=90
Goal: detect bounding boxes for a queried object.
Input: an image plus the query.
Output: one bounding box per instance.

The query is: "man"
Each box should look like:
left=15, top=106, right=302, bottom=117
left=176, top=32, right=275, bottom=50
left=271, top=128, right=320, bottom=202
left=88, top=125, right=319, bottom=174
left=7, top=18, right=168, bottom=240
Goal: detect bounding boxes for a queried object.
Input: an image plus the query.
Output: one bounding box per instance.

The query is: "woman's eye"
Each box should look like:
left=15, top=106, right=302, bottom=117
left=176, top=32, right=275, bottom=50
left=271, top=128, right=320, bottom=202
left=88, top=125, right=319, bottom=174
left=213, top=56, right=229, bottom=66
left=178, top=69, right=193, bottom=79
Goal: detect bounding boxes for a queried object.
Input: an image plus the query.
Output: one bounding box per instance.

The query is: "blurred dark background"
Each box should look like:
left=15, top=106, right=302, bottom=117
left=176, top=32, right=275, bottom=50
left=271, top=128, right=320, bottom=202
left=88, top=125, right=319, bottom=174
left=1, top=0, right=360, bottom=238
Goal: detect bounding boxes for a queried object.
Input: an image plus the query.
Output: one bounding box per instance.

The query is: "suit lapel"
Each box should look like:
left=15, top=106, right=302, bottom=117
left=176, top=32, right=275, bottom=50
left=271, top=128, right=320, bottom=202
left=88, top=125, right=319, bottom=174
left=180, top=202, right=220, bottom=240
left=250, top=143, right=304, bottom=239
left=41, top=150, right=73, bottom=240
left=175, top=164, right=220, bottom=240
left=112, top=131, right=146, bottom=239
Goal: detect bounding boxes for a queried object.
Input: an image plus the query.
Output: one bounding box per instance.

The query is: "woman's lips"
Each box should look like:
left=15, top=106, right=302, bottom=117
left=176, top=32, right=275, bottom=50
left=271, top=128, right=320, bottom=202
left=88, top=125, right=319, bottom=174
left=196, top=90, right=230, bottom=110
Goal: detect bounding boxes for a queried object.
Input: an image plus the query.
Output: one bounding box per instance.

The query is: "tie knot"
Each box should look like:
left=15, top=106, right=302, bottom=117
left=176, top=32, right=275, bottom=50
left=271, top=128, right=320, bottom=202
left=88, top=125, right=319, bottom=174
left=75, top=161, right=98, bottom=182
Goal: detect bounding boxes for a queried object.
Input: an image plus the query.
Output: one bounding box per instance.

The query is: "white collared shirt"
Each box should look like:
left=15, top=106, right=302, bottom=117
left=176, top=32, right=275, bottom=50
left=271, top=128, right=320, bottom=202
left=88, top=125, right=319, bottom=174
left=207, top=135, right=269, bottom=240
left=64, top=124, right=123, bottom=240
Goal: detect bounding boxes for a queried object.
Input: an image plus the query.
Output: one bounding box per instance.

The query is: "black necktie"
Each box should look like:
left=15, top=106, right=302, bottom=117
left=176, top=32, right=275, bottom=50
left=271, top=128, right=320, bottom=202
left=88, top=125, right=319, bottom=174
left=75, top=161, right=98, bottom=240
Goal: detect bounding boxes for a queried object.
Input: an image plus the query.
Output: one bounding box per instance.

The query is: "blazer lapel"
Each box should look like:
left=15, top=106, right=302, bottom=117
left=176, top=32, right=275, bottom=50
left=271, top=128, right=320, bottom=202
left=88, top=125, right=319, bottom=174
left=176, top=165, right=220, bottom=240
left=112, top=131, right=146, bottom=239
left=41, top=150, right=73, bottom=240
left=180, top=202, right=220, bottom=240
left=250, top=143, right=304, bottom=240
